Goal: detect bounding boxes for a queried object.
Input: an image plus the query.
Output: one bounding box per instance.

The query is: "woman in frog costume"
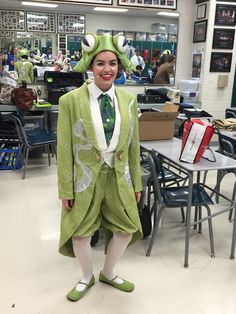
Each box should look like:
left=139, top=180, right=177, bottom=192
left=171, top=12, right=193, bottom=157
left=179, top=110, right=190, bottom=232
left=57, top=33, right=143, bottom=302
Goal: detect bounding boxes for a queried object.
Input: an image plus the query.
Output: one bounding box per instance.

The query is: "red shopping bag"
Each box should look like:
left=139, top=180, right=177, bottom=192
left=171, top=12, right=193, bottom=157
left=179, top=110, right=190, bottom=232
left=180, top=119, right=215, bottom=163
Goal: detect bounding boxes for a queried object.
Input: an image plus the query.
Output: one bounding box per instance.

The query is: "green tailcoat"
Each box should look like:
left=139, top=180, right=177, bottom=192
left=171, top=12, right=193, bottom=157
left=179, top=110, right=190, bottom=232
left=57, top=82, right=142, bottom=257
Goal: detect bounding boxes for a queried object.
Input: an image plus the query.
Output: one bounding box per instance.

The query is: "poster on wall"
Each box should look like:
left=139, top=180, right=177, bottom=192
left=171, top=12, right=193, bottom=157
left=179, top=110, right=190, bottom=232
left=192, top=53, right=202, bottom=78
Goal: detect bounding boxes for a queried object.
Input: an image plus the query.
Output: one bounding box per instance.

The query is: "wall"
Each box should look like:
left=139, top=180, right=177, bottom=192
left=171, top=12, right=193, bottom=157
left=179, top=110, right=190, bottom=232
left=196, top=0, right=236, bottom=118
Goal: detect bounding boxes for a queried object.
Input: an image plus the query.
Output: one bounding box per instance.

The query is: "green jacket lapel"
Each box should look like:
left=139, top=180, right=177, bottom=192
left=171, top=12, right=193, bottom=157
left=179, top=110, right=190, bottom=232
left=115, top=88, right=132, bottom=151
left=77, top=83, right=99, bottom=149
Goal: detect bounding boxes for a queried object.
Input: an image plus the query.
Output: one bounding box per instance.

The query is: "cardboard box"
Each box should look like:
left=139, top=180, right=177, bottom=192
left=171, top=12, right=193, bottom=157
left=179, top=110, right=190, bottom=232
left=139, top=111, right=178, bottom=141
left=163, top=102, right=179, bottom=112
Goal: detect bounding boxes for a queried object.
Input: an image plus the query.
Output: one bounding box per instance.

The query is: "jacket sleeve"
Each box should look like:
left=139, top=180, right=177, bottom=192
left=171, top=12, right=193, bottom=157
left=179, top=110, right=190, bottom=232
left=29, top=63, right=34, bottom=83
left=57, top=96, right=74, bottom=200
left=129, top=98, right=142, bottom=192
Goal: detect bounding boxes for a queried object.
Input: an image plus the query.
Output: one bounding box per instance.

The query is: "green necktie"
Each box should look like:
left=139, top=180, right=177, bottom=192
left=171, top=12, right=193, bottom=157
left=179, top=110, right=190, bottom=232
left=100, top=94, right=115, bottom=145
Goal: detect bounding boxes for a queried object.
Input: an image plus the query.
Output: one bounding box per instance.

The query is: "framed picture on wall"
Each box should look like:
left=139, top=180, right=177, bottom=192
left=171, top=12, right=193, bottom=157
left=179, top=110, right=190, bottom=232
left=210, top=52, right=232, bottom=72
left=0, top=10, right=25, bottom=31
left=193, top=20, right=208, bottom=43
left=57, top=13, right=85, bottom=34
left=54, top=0, right=113, bottom=4
left=197, top=4, right=207, bottom=19
left=117, top=0, right=177, bottom=10
left=196, top=0, right=209, bottom=3
left=215, top=4, right=236, bottom=26
left=26, top=11, right=55, bottom=32
left=212, top=28, right=235, bottom=49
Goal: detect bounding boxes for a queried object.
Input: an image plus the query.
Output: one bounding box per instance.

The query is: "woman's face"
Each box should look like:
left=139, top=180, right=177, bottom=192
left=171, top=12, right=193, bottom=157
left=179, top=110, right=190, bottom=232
left=91, top=51, right=118, bottom=91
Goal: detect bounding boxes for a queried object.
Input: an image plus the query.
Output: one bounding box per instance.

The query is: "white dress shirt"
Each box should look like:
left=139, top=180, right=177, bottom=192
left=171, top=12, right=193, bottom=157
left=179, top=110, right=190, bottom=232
left=88, top=82, right=121, bottom=168
left=130, top=54, right=145, bottom=70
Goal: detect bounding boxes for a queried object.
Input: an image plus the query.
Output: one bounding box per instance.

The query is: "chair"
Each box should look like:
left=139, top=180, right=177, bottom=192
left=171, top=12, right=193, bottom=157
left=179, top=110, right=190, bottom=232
left=146, top=150, right=215, bottom=258
left=140, top=146, right=187, bottom=222
left=10, top=113, right=56, bottom=179
left=214, top=132, right=236, bottom=221
left=0, top=114, right=23, bottom=170
left=225, top=108, right=236, bottom=119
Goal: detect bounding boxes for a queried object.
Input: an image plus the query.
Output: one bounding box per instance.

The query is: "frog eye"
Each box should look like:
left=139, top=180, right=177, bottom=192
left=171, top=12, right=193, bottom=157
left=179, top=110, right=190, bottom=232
left=82, top=33, right=98, bottom=52
left=113, top=35, right=128, bottom=53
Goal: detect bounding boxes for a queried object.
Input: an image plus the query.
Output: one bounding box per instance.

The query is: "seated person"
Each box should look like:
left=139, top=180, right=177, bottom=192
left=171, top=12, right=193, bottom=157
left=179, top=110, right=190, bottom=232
left=114, top=68, right=126, bottom=85
left=154, top=55, right=175, bottom=85
left=133, top=64, right=143, bottom=77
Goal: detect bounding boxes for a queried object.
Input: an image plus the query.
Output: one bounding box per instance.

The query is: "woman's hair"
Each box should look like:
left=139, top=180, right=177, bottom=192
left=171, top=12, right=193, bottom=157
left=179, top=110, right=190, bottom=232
left=10, top=47, right=16, bottom=55
left=166, top=55, right=175, bottom=63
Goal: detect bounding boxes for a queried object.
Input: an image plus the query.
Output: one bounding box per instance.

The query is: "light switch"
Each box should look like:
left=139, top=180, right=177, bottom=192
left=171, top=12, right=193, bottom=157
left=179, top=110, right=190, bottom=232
left=218, top=75, right=229, bottom=88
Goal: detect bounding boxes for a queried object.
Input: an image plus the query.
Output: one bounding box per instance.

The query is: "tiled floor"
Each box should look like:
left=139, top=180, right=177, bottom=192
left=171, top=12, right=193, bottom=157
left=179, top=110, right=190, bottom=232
left=0, top=156, right=236, bottom=314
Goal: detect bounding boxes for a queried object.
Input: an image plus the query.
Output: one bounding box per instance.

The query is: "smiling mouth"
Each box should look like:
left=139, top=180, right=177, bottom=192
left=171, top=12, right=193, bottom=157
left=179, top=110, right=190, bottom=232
left=101, top=75, right=112, bottom=80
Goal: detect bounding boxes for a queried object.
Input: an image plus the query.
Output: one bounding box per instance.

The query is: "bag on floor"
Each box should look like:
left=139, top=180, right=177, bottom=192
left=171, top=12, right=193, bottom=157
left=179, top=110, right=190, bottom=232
left=180, top=119, right=215, bottom=164
left=140, top=205, right=152, bottom=238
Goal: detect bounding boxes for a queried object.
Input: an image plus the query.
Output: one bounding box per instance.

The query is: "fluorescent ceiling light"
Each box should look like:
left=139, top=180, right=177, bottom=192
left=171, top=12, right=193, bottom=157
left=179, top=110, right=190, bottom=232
left=22, top=1, right=58, bottom=8
left=157, top=11, right=179, bottom=17
left=94, top=7, right=128, bottom=13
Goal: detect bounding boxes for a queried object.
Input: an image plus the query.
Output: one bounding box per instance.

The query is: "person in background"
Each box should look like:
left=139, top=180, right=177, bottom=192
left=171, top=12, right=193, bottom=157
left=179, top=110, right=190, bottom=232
left=7, top=47, right=18, bottom=71
left=154, top=54, right=176, bottom=85
left=57, top=33, right=142, bottom=302
left=133, top=64, right=143, bottom=77
left=0, top=49, right=6, bottom=76
left=130, top=49, right=145, bottom=71
left=14, top=49, right=34, bottom=84
left=114, top=65, right=126, bottom=85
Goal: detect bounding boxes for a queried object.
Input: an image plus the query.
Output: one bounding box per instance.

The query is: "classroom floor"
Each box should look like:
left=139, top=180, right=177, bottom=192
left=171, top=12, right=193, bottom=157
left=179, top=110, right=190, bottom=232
left=1, top=156, right=236, bottom=314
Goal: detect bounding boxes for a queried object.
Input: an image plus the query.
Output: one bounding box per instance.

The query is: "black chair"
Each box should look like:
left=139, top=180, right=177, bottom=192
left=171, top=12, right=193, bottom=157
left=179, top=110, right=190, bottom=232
left=225, top=108, right=236, bottom=119
left=140, top=147, right=187, bottom=222
left=146, top=150, right=215, bottom=258
left=214, top=132, right=236, bottom=221
left=10, top=113, right=56, bottom=179
left=0, top=114, right=23, bottom=170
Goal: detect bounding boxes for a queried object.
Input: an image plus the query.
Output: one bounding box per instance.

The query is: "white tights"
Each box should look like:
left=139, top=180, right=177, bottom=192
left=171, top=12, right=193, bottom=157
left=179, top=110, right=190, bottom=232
left=72, top=232, right=132, bottom=290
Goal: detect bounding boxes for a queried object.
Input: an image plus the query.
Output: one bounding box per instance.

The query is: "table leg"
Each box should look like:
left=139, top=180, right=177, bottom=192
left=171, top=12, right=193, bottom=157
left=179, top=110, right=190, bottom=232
left=184, top=172, right=193, bottom=268
left=230, top=203, right=236, bottom=259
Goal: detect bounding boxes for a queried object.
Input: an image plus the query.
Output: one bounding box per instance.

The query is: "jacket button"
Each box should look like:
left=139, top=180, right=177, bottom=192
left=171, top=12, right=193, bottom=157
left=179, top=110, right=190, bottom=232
left=118, top=151, right=124, bottom=160
left=96, top=153, right=101, bottom=162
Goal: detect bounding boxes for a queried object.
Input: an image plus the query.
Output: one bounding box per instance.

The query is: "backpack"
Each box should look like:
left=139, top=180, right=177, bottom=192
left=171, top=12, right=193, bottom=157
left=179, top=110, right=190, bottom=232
left=139, top=205, right=152, bottom=238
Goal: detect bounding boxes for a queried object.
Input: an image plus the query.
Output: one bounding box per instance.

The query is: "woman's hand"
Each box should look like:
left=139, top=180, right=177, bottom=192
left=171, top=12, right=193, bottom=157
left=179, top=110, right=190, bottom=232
left=135, top=192, right=141, bottom=204
left=62, top=199, right=74, bottom=210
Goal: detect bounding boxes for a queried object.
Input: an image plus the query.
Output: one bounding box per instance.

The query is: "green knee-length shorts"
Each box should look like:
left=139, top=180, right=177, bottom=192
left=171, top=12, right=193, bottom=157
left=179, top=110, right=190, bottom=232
left=73, top=163, right=139, bottom=240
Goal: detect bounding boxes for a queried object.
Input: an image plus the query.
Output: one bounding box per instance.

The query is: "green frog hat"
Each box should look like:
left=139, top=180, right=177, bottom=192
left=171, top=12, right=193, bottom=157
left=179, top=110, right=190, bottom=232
left=74, top=33, right=135, bottom=72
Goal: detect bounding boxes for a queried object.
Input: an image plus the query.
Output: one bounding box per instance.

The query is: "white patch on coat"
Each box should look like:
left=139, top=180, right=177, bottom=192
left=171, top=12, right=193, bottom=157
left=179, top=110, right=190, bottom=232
left=124, top=161, right=132, bottom=187
left=127, top=100, right=134, bottom=146
left=73, top=119, right=93, bottom=192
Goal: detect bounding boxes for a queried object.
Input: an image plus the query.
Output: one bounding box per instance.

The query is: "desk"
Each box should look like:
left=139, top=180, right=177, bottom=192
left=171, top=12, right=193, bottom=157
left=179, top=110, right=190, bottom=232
left=141, top=137, right=236, bottom=267
left=0, top=104, right=59, bottom=112
left=0, top=104, right=59, bottom=130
